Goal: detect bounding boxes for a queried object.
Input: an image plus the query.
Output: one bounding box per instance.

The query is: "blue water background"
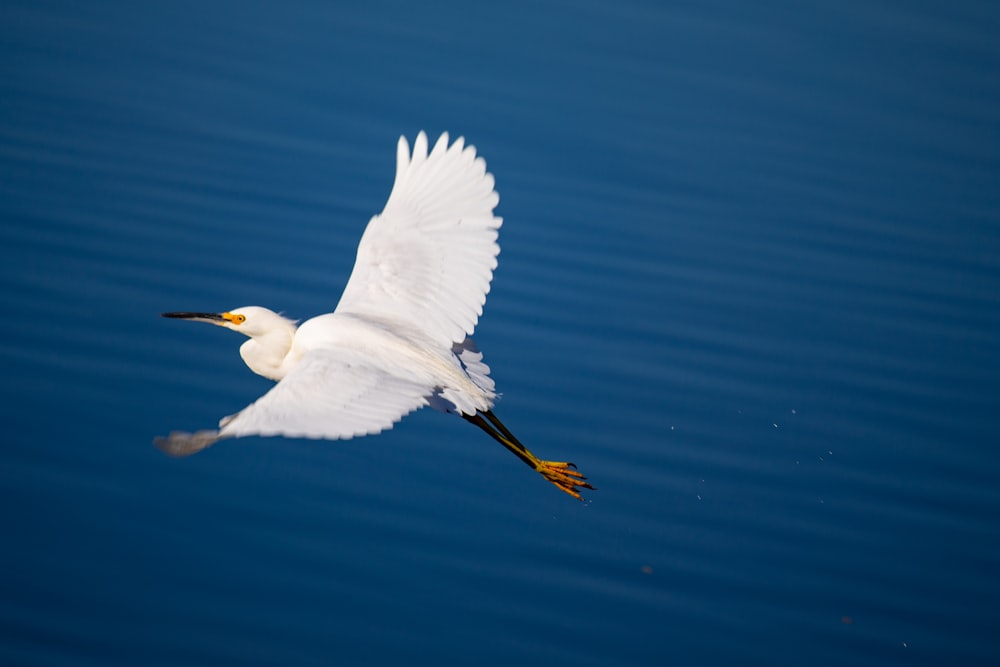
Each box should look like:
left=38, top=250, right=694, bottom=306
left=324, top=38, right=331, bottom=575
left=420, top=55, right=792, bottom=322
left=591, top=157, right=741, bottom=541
left=2, top=1, right=999, bottom=664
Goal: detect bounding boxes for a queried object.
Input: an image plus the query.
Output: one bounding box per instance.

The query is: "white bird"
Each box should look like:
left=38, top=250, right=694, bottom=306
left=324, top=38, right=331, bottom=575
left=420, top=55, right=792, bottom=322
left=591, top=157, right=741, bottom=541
left=158, top=131, right=593, bottom=499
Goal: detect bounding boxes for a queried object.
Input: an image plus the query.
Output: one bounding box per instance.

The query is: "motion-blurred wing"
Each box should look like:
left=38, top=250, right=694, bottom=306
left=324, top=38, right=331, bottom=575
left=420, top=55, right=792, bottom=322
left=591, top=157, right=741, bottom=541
left=335, top=131, right=502, bottom=347
left=218, top=349, right=432, bottom=440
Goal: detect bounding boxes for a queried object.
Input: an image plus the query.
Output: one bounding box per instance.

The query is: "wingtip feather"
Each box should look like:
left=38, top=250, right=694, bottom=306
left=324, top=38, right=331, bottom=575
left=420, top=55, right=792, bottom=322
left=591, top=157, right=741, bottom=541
left=396, top=135, right=411, bottom=182
left=413, top=131, right=429, bottom=163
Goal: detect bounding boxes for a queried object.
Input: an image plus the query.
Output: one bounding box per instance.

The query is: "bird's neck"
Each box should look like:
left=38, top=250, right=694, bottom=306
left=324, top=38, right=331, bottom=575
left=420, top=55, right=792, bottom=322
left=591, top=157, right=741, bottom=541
left=239, top=328, right=296, bottom=381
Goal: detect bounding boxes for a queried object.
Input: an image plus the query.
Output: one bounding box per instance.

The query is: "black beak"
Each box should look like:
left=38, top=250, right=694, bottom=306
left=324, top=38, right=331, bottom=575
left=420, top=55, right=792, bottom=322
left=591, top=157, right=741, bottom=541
left=161, top=312, right=227, bottom=324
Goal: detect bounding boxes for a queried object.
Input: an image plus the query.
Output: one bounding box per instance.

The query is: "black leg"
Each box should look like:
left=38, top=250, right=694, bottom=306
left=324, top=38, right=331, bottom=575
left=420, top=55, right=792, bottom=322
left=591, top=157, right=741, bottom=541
left=462, top=411, right=538, bottom=469
left=461, top=409, right=595, bottom=500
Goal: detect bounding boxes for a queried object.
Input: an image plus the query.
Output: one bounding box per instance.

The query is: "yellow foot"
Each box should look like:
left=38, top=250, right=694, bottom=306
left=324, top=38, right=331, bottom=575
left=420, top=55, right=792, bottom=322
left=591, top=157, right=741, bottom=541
left=535, top=460, right=595, bottom=500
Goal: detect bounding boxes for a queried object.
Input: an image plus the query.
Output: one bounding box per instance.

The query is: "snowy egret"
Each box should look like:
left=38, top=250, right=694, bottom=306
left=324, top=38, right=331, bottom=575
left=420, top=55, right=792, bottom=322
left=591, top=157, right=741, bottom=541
left=158, top=131, right=593, bottom=499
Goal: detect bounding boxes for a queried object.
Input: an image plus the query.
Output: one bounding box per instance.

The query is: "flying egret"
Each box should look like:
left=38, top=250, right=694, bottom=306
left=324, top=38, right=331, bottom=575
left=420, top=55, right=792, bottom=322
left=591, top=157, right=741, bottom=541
left=158, top=131, right=593, bottom=500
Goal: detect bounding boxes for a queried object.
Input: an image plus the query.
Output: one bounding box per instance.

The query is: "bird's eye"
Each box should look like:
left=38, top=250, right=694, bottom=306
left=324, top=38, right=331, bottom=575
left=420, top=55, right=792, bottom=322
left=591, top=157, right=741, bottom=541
left=231, top=314, right=246, bottom=325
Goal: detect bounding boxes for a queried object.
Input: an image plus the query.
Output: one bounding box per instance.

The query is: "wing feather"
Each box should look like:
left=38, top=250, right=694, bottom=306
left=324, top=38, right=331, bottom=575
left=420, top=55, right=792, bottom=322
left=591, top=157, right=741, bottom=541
left=218, top=349, right=431, bottom=440
left=334, top=131, right=501, bottom=346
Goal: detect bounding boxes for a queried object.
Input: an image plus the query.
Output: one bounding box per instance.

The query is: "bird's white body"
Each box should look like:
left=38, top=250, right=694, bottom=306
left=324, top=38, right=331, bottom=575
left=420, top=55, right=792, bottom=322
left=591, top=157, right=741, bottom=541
left=159, top=131, right=593, bottom=498
left=221, top=308, right=495, bottom=440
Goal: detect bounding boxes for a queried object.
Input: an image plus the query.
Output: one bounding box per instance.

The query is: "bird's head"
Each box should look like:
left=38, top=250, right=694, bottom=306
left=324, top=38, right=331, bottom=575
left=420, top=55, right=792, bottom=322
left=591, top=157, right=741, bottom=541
left=163, top=306, right=298, bottom=380
left=162, top=306, right=295, bottom=339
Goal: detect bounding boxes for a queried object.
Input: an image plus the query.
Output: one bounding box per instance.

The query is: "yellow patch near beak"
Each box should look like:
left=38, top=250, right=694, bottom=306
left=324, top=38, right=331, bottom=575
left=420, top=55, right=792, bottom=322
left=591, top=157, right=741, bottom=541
left=222, top=312, right=246, bottom=325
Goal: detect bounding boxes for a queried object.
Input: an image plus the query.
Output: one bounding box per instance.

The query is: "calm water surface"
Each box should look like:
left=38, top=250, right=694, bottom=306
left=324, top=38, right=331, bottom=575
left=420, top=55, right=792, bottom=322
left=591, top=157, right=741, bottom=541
left=2, top=1, right=999, bottom=665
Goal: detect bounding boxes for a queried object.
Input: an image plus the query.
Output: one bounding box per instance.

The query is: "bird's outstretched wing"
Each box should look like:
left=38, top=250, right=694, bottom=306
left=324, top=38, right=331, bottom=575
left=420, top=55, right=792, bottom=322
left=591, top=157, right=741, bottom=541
left=218, top=348, right=433, bottom=440
left=334, top=131, right=502, bottom=347
left=155, top=348, right=430, bottom=456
